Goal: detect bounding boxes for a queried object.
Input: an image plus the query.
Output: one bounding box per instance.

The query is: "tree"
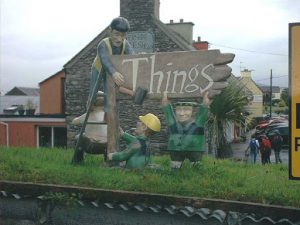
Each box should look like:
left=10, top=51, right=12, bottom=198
left=207, top=81, right=249, bottom=158
left=281, top=88, right=289, bottom=107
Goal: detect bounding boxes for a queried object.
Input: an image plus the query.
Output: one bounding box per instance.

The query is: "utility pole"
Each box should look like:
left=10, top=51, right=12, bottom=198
left=269, top=69, right=272, bottom=118
left=240, top=62, right=243, bottom=72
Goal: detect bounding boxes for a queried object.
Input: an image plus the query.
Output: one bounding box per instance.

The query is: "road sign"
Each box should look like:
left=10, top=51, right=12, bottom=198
left=289, top=23, right=300, bottom=180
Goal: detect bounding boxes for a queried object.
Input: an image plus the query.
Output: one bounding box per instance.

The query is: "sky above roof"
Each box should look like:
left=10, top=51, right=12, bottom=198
left=1, top=0, right=299, bottom=95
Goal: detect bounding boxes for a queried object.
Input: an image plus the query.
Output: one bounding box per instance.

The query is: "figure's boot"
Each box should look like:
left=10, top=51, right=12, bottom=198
left=72, top=146, right=84, bottom=164
left=171, top=161, right=183, bottom=170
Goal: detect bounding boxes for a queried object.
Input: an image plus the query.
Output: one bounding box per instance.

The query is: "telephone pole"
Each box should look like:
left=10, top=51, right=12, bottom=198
left=269, top=69, right=272, bottom=118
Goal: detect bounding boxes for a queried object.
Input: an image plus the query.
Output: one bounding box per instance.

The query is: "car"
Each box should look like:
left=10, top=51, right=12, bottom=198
left=263, top=122, right=288, bottom=134
left=266, top=125, right=289, bottom=147
left=254, top=123, right=286, bottom=140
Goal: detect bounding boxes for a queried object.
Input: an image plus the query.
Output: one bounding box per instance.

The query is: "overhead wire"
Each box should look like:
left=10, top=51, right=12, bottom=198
left=209, top=43, right=288, bottom=57
left=254, top=75, right=288, bottom=83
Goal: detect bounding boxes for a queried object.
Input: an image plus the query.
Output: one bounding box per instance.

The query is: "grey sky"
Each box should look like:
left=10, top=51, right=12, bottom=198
left=1, top=0, right=299, bottom=95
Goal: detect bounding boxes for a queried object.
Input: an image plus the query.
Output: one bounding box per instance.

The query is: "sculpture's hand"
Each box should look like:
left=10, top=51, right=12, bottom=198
left=119, top=127, right=124, bottom=137
left=162, top=91, right=169, bottom=106
left=107, top=153, right=113, bottom=160
left=112, top=72, right=125, bottom=86
left=202, top=91, right=212, bottom=107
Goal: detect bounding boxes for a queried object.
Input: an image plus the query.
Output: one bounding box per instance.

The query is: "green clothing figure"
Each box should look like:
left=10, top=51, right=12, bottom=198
left=162, top=91, right=211, bottom=169
left=110, top=132, right=149, bottom=169
left=108, top=113, right=161, bottom=169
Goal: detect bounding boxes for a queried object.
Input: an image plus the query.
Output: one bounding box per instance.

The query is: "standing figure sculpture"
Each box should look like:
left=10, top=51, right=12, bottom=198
left=162, top=91, right=212, bottom=169
left=88, top=16, right=134, bottom=111
left=72, top=17, right=134, bottom=164
left=107, top=113, right=161, bottom=169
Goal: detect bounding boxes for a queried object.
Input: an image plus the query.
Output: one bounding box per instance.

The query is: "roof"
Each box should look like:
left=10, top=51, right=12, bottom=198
left=39, top=69, right=65, bottom=85
left=5, top=87, right=40, bottom=96
left=64, top=27, right=110, bottom=68
left=236, top=76, right=263, bottom=94
left=64, top=17, right=194, bottom=68
left=229, top=74, right=252, bottom=97
left=152, top=17, right=195, bottom=51
left=259, top=85, right=281, bottom=93
left=0, top=96, right=40, bottom=115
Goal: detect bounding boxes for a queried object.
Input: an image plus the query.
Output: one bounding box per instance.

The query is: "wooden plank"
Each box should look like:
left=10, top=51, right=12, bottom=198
left=106, top=76, right=119, bottom=156
left=110, top=50, right=234, bottom=99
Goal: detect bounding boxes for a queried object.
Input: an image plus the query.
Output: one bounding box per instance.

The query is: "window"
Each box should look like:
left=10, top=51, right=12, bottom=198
left=253, top=95, right=263, bottom=102
left=38, top=126, right=67, bottom=148
left=54, top=127, right=67, bottom=148
left=39, top=127, right=51, bottom=147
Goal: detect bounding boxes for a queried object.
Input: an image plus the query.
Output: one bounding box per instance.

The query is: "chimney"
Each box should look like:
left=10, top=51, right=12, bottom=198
left=193, top=36, right=209, bottom=50
left=241, top=69, right=252, bottom=78
left=120, top=0, right=160, bottom=22
left=166, top=19, right=194, bottom=45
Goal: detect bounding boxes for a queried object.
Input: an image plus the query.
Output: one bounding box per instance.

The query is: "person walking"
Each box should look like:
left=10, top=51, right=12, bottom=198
left=260, top=135, right=272, bottom=164
left=246, top=135, right=260, bottom=164
left=271, top=130, right=283, bottom=163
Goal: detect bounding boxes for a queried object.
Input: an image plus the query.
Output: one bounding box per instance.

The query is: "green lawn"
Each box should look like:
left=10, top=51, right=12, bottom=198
left=0, top=147, right=299, bottom=208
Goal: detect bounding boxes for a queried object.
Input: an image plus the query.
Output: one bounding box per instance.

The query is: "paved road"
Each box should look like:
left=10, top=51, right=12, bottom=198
left=231, top=131, right=289, bottom=165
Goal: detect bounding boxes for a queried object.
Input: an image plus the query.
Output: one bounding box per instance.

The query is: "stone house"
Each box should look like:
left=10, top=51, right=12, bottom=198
left=63, top=0, right=201, bottom=149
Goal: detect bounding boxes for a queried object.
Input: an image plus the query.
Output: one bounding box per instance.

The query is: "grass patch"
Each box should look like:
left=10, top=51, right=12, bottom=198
left=0, top=147, right=300, bottom=208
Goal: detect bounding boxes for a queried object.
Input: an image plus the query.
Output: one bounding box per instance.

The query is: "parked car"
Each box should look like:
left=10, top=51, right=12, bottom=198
left=254, top=117, right=288, bottom=139
left=263, top=122, right=288, bottom=135
left=266, top=125, right=289, bottom=147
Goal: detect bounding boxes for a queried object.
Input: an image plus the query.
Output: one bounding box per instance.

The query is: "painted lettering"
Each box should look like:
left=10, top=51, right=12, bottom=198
left=185, top=65, right=200, bottom=93
left=200, top=64, right=214, bottom=94
left=125, top=54, right=215, bottom=95
left=149, top=55, right=164, bottom=94
left=122, top=57, right=148, bottom=91
left=171, top=70, right=187, bottom=93
left=164, top=63, right=173, bottom=92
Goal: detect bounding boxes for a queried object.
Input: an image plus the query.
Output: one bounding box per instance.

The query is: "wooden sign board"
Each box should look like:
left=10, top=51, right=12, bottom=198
left=110, top=50, right=234, bottom=99
left=289, top=23, right=300, bottom=180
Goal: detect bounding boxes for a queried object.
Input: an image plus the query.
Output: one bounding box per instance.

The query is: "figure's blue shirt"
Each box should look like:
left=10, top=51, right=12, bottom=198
left=88, top=38, right=134, bottom=109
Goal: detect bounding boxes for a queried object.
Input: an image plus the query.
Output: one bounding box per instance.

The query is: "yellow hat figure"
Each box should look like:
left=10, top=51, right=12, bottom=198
left=108, top=113, right=160, bottom=169
left=139, top=113, right=161, bottom=132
